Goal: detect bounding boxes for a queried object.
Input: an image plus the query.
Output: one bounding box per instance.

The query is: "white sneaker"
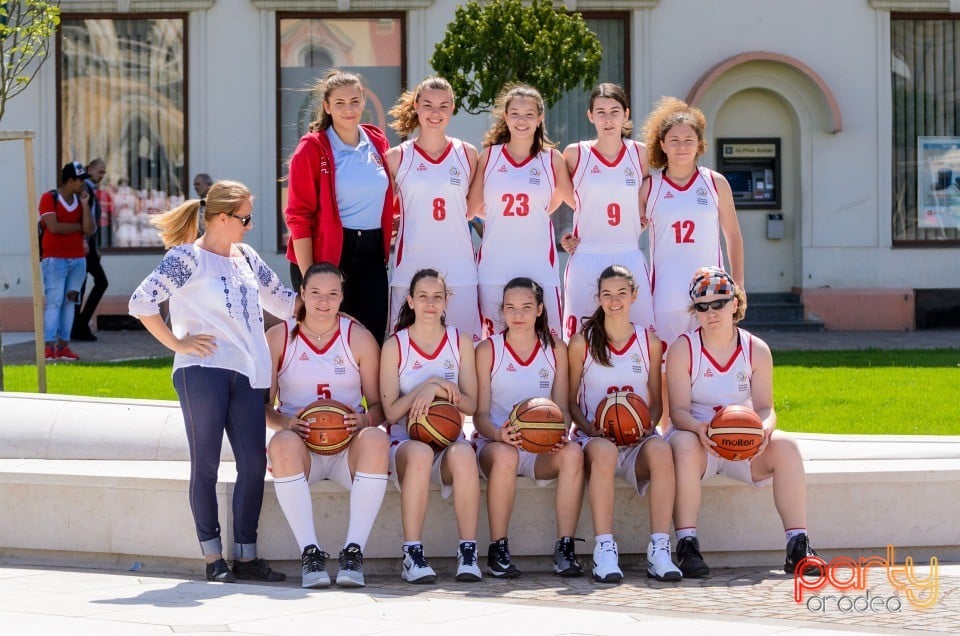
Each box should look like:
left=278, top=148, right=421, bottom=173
left=647, top=538, right=682, bottom=582
left=456, top=541, right=482, bottom=582
left=401, top=544, right=437, bottom=584
left=592, top=539, right=623, bottom=583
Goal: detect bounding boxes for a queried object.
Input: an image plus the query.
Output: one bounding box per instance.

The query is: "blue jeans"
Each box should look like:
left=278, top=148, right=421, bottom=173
left=41, top=257, right=86, bottom=342
left=173, top=366, right=268, bottom=558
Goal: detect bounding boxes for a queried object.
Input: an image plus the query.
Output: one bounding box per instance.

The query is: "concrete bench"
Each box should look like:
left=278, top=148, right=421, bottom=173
left=1, top=393, right=958, bottom=575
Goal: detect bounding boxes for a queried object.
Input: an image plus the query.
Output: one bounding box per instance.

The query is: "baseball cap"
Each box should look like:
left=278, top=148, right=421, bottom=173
left=61, top=160, right=88, bottom=182
left=688, top=266, right=735, bottom=300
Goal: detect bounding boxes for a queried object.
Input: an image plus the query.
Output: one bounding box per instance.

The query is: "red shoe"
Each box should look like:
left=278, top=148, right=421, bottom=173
left=57, top=344, right=80, bottom=361
left=44, top=345, right=57, bottom=361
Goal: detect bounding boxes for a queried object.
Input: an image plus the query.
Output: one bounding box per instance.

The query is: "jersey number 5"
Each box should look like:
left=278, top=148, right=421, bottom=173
left=316, top=383, right=332, bottom=400
left=502, top=193, right=530, bottom=217
left=671, top=220, right=695, bottom=244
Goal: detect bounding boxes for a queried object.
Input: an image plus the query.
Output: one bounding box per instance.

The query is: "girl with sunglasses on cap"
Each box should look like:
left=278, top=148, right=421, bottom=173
left=567, top=265, right=681, bottom=583
left=664, top=266, right=817, bottom=579
left=130, top=180, right=295, bottom=584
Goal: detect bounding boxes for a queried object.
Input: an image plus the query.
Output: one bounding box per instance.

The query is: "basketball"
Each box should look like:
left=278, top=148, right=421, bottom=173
left=408, top=400, right=463, bottom=451
left=509, top=397, right=567, bottom=453
left=595, top=392, right=651, bottom=445
left=707, top=405, right=764, bottom=461
left=297, top=399, right=354, bottom=455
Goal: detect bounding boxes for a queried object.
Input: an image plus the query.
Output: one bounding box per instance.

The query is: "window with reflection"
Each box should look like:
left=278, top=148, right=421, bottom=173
left=58, top=16, right=186, bottom=250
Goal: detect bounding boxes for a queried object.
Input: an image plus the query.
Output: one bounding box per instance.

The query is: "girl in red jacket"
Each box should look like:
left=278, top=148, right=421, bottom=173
left=285, top=69, right=398, bottom=344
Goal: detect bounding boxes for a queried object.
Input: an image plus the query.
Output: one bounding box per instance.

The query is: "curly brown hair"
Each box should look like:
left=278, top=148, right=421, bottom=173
left=389, top=76, right=455, bottom=137
left=642, top=96, right=708, bottom=169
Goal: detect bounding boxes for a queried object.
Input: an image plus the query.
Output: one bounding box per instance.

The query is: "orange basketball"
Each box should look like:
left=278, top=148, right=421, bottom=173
left=509, top=397, right=567, bottom=454
left=707, top=405, right=764, bottom=461
left=595, top=392, right=651, bottom=445
left=408, top=400, right=463, bottom=451
left=297, top=399, right=354, bottom=455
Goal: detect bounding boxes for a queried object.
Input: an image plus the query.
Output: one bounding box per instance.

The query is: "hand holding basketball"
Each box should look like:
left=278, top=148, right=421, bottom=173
left=409, top=383, right=440, bottom=422
left=284, top=415, right=310, bottom=439
left=498, top=420, right=522, bottom=447
left=697, top=421, right=719, bottom=456
left=433, top=378, right=461, bottom=405
left=342, top=410, right=368, bottom=433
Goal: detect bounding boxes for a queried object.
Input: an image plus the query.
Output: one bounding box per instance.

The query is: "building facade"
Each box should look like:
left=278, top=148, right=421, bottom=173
left=1, top=0, right=957, bottom=331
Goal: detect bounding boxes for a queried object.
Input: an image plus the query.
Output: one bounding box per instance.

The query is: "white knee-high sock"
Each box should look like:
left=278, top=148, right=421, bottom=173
left=345, top=471, right=388, bottom=550
left=273, top=473, right=319, bottom=552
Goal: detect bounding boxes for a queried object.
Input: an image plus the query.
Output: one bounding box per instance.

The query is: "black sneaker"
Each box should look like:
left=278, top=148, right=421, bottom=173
left=337, top=543, right=365, bottom=587
left=205, top=558, right=237, bottom=583
left=785, top=533, right=823, bottom=576
left=301, top=545, right=330, bottom=588
left=232, top=557, right=287, bottom=582
left=487, top=538, right=520, bottom=578
left=552, top=536, right=584, bottom=577
left=71, top=328, right=97, bottom=342
left=675, top=536, right=710, bottom=578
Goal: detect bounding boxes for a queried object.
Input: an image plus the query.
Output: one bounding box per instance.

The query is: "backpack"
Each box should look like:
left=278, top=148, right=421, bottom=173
left=36, top=189, right=60, bottom=260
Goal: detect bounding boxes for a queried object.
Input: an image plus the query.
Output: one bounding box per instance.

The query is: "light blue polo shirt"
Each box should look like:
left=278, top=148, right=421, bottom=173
left=326, top=126, right=389, bottom=230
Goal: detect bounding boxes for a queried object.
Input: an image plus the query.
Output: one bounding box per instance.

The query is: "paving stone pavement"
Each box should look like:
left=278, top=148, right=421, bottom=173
left=0, top=563, right=955, bottom=635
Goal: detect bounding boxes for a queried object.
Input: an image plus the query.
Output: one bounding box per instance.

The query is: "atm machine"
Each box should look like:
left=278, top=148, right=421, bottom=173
left=716, top=138, right=783, bottom=238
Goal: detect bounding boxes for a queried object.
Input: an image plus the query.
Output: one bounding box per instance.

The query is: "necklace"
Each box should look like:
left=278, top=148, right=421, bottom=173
left=301, top=320, right=338, bottom=342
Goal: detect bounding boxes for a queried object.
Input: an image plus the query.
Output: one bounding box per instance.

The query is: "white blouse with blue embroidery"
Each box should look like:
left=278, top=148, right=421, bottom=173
left=129, top=242, right=296, bottom=388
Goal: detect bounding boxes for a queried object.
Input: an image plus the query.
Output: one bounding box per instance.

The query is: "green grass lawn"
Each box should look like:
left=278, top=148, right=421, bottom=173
left=3, top=348, right=959, bottom=435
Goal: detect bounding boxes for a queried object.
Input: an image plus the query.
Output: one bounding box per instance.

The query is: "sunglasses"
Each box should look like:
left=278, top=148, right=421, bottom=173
left=231, top=213, right=253, bottom=227
left=693, top=297, right=734, bottom=312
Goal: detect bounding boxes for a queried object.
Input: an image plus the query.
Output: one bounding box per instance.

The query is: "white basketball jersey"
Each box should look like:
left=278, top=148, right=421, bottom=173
left=681, top=327, right=754, bottom=422
left=477, top=145, right=559, bottom=285
left=571, top=140, right=645, bottom=248
left=485, top=334, right=557, bottom=432
left=391, top=326, right=462, bottom=441
left=276, top=317, right=362, bottom=418
left=647, top=167, right=723, bottom=311
left=392, top=139, right=477, bottom=286
left=576, top=325, right=652, bottom=421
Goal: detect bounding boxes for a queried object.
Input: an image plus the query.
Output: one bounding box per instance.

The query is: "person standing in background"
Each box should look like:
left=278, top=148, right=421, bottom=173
left=73, top=158, right=109, bottom=341
left=194, top=173, right=213, bottom=199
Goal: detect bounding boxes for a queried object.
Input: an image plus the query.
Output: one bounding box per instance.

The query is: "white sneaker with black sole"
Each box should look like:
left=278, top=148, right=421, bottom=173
left=456, top=541, right=482, bottom=582
left=647, top=537, right=683, bottom=582
left=592, top=539, right=623, bottom=583
left=401, top=543, right=437, bottom=584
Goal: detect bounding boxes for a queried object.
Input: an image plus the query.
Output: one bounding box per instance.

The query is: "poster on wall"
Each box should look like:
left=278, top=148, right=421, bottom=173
left=917, top=137, right=960, bottom=229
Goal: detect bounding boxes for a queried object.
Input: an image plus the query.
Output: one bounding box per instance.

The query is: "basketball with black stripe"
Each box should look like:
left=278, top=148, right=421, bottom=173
left=409, top=400, right=463, bottom=450
left=595, top=391, right=650, bottom=445
left=297, top=399, right=354, bottom=455
left=707, top=405, right=764, bottom=461
left=509, top=397, right=567, bottom=453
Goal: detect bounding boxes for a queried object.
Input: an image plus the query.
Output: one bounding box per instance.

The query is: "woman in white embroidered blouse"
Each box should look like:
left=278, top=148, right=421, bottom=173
left=129, top=180, right=296, bottom=584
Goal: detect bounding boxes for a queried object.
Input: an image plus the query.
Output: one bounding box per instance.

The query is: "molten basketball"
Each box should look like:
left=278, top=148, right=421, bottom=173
left=707, top=405, right=764, bottom=461
left=595, top=392, right=651, bottom=445
left=509, top=397, right=567, bottom=454
left=408, top=400, right=463, bottom=451
left=297, top=399, right=354, bottom=455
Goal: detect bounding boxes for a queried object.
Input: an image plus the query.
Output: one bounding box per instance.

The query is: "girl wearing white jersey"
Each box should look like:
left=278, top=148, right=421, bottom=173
left=640, top=97, right=744, bottom=347
left=265, top=262, right=388, bottom=589
left=666, top=267, right=817, bottom=579
left=567, top=265, right=682, bottom=583
left=468, top=85, right=573, bottom=338
left=380, top=268, right=482, bottom=584
left=473, top=277, right=585, bottom=579
left=386, top=77, right=481, bottom=340
left=560, top=83, right=654, bottom=341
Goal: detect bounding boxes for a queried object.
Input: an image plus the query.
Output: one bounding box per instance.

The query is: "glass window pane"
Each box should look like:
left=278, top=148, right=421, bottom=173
left=59, top=17, right=186, bottom=250
left=891, top=15, right=960, bottom=243
left=277, top=16, right=404, bottom=250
